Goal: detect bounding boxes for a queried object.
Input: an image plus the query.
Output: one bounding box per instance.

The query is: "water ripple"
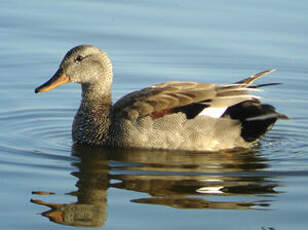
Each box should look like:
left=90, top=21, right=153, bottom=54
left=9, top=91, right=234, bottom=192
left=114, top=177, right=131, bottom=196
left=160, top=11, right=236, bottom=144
left=259, top=118, right=308, bottom=165
left=0, top=108, right=75, bottom=165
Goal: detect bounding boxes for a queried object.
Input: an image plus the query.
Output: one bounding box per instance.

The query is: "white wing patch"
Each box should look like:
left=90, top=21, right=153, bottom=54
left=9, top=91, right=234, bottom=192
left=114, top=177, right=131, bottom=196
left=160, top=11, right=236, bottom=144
left=198, top=107, right=227, bottom=118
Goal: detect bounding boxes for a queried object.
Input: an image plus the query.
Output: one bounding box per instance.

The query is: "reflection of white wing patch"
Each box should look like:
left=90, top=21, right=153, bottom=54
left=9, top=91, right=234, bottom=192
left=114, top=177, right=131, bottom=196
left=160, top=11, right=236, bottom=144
left=196, top=186, right=224, bottom=194
left=198, top=107, right=227, bottom=118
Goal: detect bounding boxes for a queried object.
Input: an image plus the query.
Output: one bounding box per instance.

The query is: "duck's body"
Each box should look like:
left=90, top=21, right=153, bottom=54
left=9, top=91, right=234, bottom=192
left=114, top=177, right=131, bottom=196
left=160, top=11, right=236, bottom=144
left=35, top=45, right=287, bottom=151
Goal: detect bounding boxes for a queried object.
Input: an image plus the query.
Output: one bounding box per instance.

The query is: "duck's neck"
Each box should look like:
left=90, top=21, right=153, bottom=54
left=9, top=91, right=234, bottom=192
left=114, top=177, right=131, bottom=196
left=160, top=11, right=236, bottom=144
left=72, top=83, right=112, bottom=145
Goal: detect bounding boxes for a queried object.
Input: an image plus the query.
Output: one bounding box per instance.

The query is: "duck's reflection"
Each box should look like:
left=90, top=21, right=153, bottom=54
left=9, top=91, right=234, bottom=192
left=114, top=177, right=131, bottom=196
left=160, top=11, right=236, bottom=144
left=31, top=145, right=279, bottom=227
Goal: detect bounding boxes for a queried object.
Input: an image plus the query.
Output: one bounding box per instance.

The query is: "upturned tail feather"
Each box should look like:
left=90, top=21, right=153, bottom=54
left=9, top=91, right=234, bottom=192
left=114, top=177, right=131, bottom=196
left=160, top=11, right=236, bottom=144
left=234, top=69, right=277, bottom=85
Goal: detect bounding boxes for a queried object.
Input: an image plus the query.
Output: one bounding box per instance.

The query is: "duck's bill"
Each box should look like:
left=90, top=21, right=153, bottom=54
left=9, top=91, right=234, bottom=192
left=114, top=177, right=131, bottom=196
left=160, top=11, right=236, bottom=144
left=35, top=69, right=70, bottom=93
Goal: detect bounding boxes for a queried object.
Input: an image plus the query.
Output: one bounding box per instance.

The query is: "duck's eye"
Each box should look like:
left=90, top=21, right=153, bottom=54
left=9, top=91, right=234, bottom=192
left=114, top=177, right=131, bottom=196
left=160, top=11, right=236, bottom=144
left=75, top=55, right=84, bottom=62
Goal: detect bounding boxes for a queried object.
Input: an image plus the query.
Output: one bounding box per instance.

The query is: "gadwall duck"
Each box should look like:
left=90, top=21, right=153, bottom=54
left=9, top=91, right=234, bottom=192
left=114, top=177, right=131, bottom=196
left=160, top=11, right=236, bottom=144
left=35, top=45, right=288, bottom=151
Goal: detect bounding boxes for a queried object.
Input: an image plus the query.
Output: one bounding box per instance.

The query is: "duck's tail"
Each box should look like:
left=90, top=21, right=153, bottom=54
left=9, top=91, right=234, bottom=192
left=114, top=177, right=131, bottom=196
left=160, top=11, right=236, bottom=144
left=223, top=100, right=288, bottom=143
left=234, top=69, right=276, bottom=85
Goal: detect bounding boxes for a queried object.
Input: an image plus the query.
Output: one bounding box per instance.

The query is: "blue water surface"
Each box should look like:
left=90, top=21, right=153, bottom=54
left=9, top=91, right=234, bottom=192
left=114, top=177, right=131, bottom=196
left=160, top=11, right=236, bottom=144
left=0, top=1, right=308, bottom=229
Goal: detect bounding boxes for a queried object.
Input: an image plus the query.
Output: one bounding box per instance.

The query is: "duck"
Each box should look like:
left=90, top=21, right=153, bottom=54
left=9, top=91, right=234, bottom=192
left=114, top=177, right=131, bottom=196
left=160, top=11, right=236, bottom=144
left=35, top=45, right=288, bottom=151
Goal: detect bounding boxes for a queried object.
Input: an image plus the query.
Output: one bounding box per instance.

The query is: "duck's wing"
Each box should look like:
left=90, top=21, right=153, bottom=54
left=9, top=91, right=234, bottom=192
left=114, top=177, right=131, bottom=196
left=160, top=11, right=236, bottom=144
left=112, top=70, right=276, bottom=121
left=113, top=81, right=213, bottom=120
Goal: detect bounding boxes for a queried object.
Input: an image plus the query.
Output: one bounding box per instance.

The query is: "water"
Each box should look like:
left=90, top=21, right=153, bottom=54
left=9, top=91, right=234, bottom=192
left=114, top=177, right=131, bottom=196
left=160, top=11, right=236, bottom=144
left=1, top=0, right=308, bottom=229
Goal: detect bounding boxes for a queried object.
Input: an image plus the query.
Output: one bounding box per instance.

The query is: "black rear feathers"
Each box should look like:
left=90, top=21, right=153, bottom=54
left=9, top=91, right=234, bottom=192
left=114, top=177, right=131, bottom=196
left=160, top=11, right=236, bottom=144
left=223, top=101, right=288, bottom=142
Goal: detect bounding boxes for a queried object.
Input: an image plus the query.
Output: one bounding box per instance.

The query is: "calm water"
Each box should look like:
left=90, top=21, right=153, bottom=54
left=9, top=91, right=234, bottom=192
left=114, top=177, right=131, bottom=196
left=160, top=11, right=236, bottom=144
left=1, top=1, right=308, bottom=229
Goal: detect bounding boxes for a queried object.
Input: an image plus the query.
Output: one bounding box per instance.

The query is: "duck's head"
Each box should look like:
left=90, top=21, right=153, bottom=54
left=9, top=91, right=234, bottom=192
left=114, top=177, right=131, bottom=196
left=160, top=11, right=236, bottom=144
left=35, top=45, right=113, bottom=94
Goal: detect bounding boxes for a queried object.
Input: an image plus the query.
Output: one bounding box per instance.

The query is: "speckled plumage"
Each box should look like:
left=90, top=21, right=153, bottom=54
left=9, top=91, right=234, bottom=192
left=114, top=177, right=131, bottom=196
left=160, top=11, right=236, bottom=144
left=35, top=45, right=288, bottom=151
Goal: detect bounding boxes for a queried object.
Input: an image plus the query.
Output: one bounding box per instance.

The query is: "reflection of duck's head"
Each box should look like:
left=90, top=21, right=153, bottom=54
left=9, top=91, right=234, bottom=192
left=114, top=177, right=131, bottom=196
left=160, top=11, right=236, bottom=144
left=31, top=199, right=107, bottom=227
left=30, top=145, right=111, bottom=228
